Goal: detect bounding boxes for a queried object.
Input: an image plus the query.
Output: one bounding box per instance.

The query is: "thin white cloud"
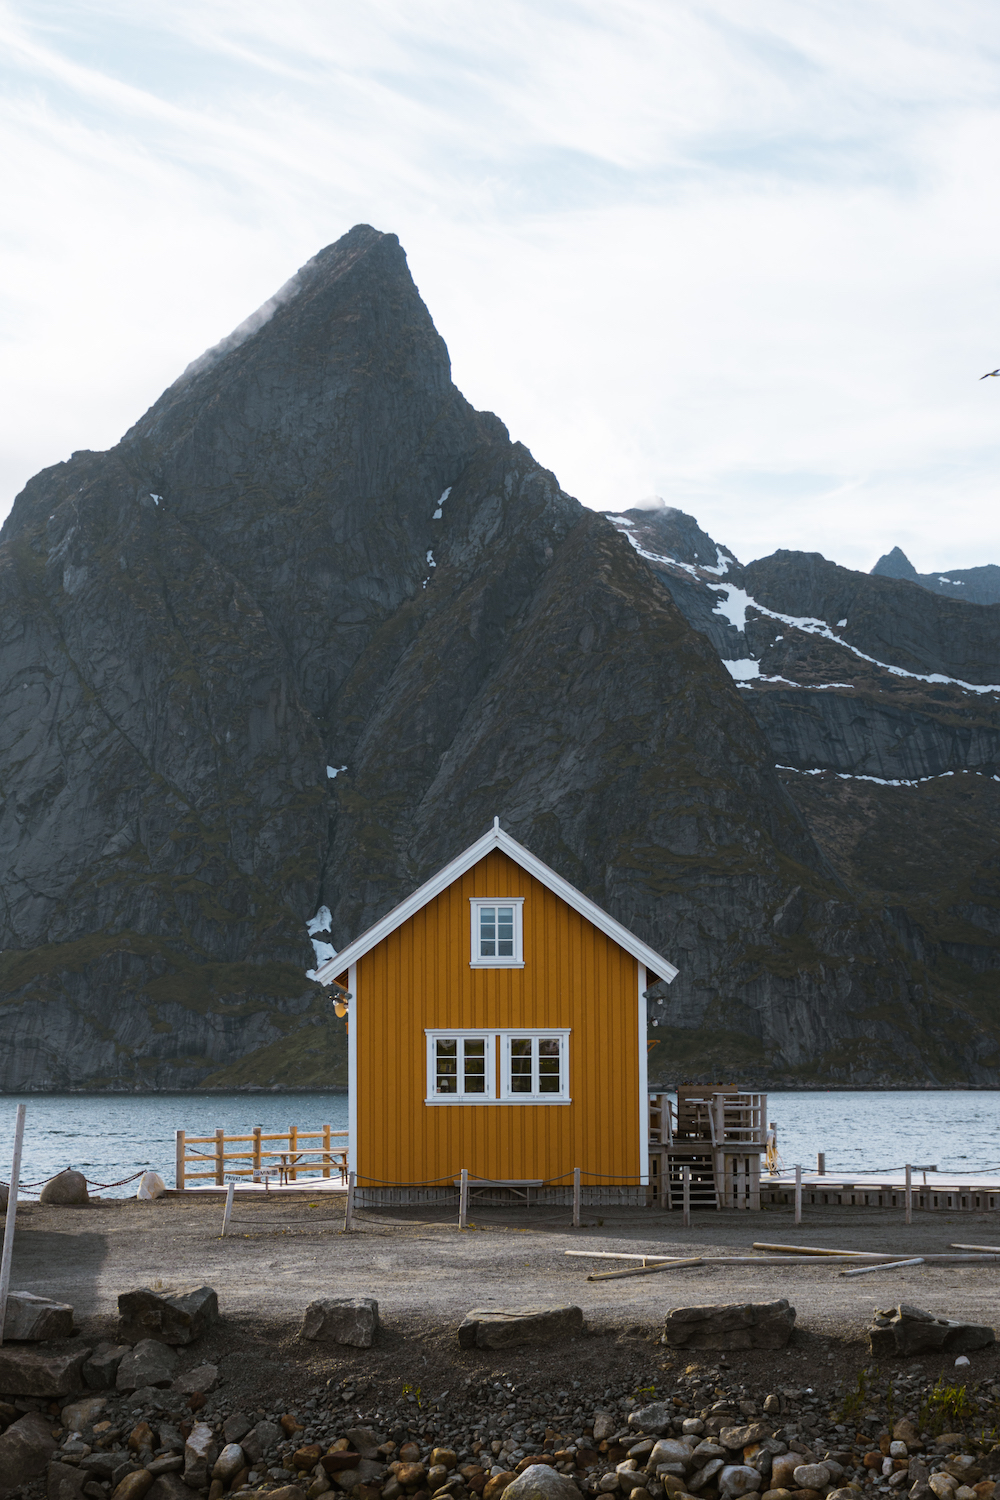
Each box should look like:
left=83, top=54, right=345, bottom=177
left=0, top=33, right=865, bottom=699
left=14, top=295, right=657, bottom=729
left=1, top=0, right=1000, bottom=571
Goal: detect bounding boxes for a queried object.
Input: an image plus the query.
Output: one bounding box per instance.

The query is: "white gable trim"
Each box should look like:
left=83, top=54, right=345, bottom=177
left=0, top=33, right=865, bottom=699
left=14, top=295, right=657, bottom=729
left=313, top=817, right=678, bottom=985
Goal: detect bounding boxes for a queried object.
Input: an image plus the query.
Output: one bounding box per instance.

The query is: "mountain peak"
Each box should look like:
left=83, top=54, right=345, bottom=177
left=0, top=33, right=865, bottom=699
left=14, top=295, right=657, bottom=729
left=871, top=545, right=919, bottom=581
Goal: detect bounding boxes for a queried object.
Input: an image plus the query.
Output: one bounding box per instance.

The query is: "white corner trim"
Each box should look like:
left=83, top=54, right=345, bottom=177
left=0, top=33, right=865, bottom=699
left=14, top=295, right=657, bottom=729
left=347, top=961, right=357, bottom=1179
left=312, top=823, right=678, bottom=983
left=637, top=962, right=648, bottom=1186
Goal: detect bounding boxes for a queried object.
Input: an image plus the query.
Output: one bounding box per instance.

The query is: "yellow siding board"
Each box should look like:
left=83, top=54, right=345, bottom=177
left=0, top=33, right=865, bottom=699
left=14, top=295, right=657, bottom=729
left=356, top=850, right=641, bottom=1187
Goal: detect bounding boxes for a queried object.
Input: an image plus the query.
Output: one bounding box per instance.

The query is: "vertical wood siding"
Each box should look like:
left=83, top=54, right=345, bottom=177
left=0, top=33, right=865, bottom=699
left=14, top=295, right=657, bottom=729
left=354, top=850, right=640, bottom=1188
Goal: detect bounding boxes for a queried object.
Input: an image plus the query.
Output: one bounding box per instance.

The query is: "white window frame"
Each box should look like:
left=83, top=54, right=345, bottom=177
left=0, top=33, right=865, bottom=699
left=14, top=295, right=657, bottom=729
left=469, top=897, right=524, bottom=967
left=499, top=1029, right=570, bottom=1104
left=425, top=1030, right=497, bottom=1104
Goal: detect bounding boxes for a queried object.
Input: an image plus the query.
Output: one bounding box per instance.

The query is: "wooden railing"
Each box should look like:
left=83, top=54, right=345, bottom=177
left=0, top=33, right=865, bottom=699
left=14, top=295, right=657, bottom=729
left=174, top=1126, right=348, bottom=1189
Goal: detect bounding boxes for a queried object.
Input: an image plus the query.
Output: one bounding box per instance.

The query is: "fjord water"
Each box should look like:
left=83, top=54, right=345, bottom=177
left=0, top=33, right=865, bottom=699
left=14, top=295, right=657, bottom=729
left=0, top=1090, right=997, bottom=1197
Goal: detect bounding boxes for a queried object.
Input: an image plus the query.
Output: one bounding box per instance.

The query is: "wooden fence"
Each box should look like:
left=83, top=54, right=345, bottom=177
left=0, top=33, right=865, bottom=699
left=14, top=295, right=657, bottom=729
left=174, top=1126, right=348, bottom=1189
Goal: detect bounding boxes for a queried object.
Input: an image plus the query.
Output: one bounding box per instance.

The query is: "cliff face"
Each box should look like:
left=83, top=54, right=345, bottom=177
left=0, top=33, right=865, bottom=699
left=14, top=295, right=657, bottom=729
left=606, top=505, right=1000, bottom=1072
left=872, top=545, right=1000, bottom=605
left=1, top=227, right=996, bottom=1093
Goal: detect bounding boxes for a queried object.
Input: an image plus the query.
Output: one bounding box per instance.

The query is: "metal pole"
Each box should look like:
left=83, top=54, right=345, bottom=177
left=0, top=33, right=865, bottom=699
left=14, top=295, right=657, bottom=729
left=0, top=1104, right=27, bottom=1346
left=817, top=1152, right=825, bottom=1176
left=794, top=1164, right=802, bottom=1226
left=459, top=1168, right=469, bottom=1229
left=221, top=1180, right=235, bottom=1238
left=573, top=1168, right=581, bottom=1228
left=345, top=1170, right=355, bottom=1231
left=682, top=1164, right=691, bottom=1228
left=905, top=1164, right=912, bottom=1226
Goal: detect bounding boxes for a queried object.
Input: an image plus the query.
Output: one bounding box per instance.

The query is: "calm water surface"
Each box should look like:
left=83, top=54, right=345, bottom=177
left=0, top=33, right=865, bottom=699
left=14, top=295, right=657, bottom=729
left=0, top=1090, right=997, bottom=1195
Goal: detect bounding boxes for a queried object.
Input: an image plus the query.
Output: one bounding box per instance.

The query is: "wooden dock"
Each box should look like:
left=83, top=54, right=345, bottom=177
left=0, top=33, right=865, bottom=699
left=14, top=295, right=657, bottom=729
left=763, top=1169, right=1000, bottom=1212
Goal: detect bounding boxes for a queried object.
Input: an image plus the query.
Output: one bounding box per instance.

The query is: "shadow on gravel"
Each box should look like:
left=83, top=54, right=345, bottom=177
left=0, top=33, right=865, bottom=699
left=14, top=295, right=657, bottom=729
left=3, top=1225, right=108, bottom=1314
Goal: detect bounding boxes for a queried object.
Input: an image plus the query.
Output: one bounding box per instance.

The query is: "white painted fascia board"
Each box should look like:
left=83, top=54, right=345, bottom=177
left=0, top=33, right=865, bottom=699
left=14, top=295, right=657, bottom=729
left=312, top=823, right=678, bottom=984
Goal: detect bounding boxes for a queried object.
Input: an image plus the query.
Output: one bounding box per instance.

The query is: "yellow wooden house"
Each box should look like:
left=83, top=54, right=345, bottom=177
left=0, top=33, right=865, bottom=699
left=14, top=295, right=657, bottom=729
left=313, top=818, right=677, bottom=1205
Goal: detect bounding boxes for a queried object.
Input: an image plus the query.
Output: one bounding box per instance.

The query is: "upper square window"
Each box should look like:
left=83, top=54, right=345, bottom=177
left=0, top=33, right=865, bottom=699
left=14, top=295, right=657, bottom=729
left=469, top=898, right=524, bottom=967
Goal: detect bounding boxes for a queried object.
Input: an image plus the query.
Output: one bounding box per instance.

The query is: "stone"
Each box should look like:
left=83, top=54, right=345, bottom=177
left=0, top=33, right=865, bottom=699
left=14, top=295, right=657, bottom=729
left=345, top=1429, right=381, bottom=1460
left=117, top=1341, right=179, bottom=1393
left=458, top=1307, right=584, bottom=1350
left=82, top=1345, right=130, bottom=1390
left=0, top=1413, right=59, bottom=1494
left=594, top=1418, right=616, bottom=1444
left=293, top=1446, right=323, bottom=1472
left=118, top=1287, right=219, bottom=1347
left=483, top=1476, right=517, bottom=1500
left=501, top=1466, right=581, bottom=1500
left=61, top=1398, right=107, bottom=1431
left=650, top=1443, right=694, bottom=1473
left=3, top=1293, right=75, bottom=1342
left=281, top=1416, right=305, bottom=1437
left=241, top=1423, right=281, bottom=1463
left=146, top=1458, right=183, bottom=1476
left=891, top=1445, right=909, bottom=1460
left=183, top=1422, right=217, bottom=1490
left=39, top=1172, right=89, bottom=1206
left=266, top=1489, right=306, bottom=1500
left=171, top=1364, right=218, bottom=1395
left=111, top=1473, right=154, bottom=1500
left=431, top=1450, right=458, bottom=1472
left=763, top=1398, right=780, bottom=1417
left=828, top=1491, right=862, bottom=1500
left=320, top=1453, right=361, bottom=1475
left=688, top=1459, right=724, bottom=1491
left=222, top=1413, right=251, bottom=1445
left=618, top=1470, right=650, bottom=1493
left=792, top=1467, right=831, bottom=1491
left=869, top=1306, right=995, bottom=1359
left=396, top=1462, right=427, bottom=1487
left=682, top=1422, right=705, bottom=1437
left=721, top=1429, right=772, bottom=1452
left=212, top=1444, right=246, bottom=1482
left=333, top=1460, right=384, bottom=1490
left=718, top=1468, right=761, bottom=1500
left=0, top=1346, right=90, bottom=1398
left=300, top=1299, right=380, bottom=1349
left=663, top=1302, right=796, bottom=1351
left=894, top=1422, right=923, bottom=1449
left=128, top=1423, right=156, bottom=1455
left=631, top=1408, right=675, bottom=1438
left=48, top=1461, right=89, bottom=1500
left=768, top=1458, right=799, bottom=1491
left=148, top=1478, right=190, bottom=1500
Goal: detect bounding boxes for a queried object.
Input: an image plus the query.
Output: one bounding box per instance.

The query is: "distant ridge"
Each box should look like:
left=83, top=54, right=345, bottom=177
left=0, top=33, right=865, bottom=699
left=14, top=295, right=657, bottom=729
left=871, top=546, right=1000, bottom=605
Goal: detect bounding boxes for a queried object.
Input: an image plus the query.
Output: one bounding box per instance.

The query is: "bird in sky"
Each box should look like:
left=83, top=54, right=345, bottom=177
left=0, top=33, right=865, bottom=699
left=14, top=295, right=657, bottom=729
left=981, top=369, right=1000, bottom=379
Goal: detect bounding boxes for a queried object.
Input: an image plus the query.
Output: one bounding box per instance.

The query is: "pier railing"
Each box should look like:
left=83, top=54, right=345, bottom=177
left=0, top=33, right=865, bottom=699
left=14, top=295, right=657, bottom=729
left=174, top=1126, right=348, bottom=1189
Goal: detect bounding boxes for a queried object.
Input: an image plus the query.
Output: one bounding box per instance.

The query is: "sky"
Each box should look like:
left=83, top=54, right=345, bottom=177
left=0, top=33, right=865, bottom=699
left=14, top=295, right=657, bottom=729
left=2, top=1, right=1000, bottom=571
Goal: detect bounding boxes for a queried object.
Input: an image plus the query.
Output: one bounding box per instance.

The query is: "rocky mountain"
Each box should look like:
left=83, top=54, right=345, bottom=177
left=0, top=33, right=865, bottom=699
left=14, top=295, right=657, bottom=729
left=1, top=224, right=998, bottom=1093
left=872, top=545, right=1000, bottom=605
left=605, top=503, right=1000, bottom=1071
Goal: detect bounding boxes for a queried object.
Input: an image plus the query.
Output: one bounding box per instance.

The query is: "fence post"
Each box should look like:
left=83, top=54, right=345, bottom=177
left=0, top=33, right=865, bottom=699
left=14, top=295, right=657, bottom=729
left=252, top=1126, right=262, bottom=1181
left=221, top=1180, right=235, bottom=1238
left=794, top=1164, right=802, bottom=1226
left=214, top=1128, right=224, bottom=1186
left=573, top=1167, right=581, bottom=1228
left=175, top=1129, right=185, bottom=1191
left=905, top=1164, right=912, bottom=1226
left=736, top=1158, right=746, bottom=1211
left=345, top=1171, right=355, bottom=1231
left=0, top=1104, right=27, bottom=1346
left=323, top=1125, right=331, bottom=1179
left=289, top=1125, right=297, bottom=1182
left=459, top=1168, right=469, bottom=1229
left=682, top=1164, right=691, bottom=1228
left=817, top=1152, right=825, bottom=1176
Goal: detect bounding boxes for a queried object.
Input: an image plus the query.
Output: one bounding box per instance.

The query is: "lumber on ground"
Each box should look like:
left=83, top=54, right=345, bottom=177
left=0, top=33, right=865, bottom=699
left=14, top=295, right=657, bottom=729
left=753, top=1242, right=902, bottom=1260
left=840, top=1258, right=925, bottom=1276
left=586, top=1257, right=703, bottom=1281
left=950, top=1243, right=1000, bottom=1253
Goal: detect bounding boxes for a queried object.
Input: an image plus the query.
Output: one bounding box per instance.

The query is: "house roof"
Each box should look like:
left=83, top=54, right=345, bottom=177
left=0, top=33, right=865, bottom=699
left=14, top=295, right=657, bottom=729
left=313, top=817, right=679, bottom=986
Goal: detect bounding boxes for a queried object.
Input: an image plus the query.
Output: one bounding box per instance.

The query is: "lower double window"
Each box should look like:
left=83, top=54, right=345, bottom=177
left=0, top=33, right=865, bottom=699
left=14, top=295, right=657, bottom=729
left=426, top=1029, right=570, bottom=1103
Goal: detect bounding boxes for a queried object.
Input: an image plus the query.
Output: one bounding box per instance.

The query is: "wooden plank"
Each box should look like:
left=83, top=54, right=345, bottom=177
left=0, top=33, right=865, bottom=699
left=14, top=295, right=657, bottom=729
left=752, top=1241, right=894, bottom=1259
left=951, top=1243, right=1000, bottom=1252
left=588, top=1257, right=703, bottom=1281
left=175, top=1129, right=185, bottom=1190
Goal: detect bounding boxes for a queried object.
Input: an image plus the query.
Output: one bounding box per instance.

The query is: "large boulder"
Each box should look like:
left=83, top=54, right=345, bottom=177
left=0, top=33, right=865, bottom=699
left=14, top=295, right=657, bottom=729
left=663, top=1301, right=795, bottom=1351
left=171, top=1364, right=218, bottom=1396
left=82, top=1344, right=131, bottom=1389
left=118, top=1286, right=218, bottom=1346
left=116, top=1340, right=179, bottom=1393
left=47, top=1462, right=88, bottom=1500
left=300, top=1298, right=379, bottom=1349
left=500, top=1465, right=581, bottom=1500
left=458, top=1306, right=584, bottom=1350
left=39, top=1172, right=89, bottom=1206
left=0, top=1412, right=58, bottom=1495
left=0, top=1347, right=90, bottom=1398
left=3, top=1292, right=74, bottom=1342
left=869, top=1304, right=996, bottom=1357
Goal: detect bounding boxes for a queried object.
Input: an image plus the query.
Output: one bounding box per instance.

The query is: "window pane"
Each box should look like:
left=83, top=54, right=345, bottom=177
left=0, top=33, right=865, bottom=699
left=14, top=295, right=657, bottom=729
left=479, top=906, right=496, bottom=956
left=538, top=1037, right=561, bottom=1092
left=497, top=905, right=514, bottom=956
left=463, top=1038, right=486, bottom=1093
left=509, top=1037, right=532, bottom=1093
left=435, top=1038, right=457, bottom=1094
